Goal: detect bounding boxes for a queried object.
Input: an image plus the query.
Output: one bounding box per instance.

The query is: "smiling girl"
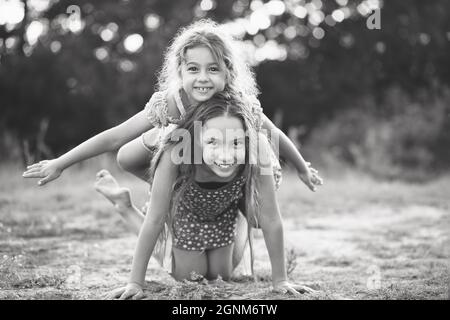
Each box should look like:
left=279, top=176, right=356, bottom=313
left=23, top=19, right=321, bottom=193
left=107, top=94, right=316, bottom=299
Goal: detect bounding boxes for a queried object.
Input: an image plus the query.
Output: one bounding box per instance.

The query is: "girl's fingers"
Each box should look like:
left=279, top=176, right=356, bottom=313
left=275, top=284, right=301, bottom=296
left=104, top=287, right=125, bottom=300
left=273, top=287, right=287, bottom=294
left=22, top=171, right=44, bottom=178
left=119, top=290, right=133, bottom=300
left=23, top=167, right=42, bottom=174
left=132, top=291, right=145, bottom=300
left=26, top=161, right=48, bottom=169
left=292, top=284, right=317, bottom=294
left=312, top=174, right=323, bottom=186
left=38, top=176, right=52, bottom=186
left=26, top=160, right=50, bottom=170
left=26, top=163, right=41, bottom=170
left=102, top=293, right=111, bottom=300
left=102, top=292, right=114, bottom=300
left=287, top=287, right=301, bottom=297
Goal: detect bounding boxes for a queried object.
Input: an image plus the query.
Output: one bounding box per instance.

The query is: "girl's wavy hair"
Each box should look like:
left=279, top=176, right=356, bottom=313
left=149, top=92, right=261, bottom=225
left=156, top=19, right=259, bottom=102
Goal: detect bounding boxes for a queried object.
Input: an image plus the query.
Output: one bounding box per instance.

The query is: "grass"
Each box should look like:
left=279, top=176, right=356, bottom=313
left=0, top=157, right=449, bottom=300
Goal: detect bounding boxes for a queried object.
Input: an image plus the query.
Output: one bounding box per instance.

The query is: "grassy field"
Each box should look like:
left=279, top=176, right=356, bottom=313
left=0, top=158, right=449, bottom=300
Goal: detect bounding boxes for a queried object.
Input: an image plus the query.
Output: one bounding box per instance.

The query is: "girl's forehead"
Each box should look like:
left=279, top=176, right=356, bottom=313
left=183, top=46, right=220, bottom=64
left=202, top=116, right=245, bottom=137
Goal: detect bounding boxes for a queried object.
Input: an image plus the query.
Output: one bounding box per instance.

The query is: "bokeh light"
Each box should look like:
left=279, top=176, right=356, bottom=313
left=26, top=20, right=47, bottom=46
left=294, top=6, right=307, bottom=19
left=200, top=0, right=215, bottom=11
left=265, top=0, right=285, bottom=16
left=94, top=47, right=108, bottom=61
left=123, top=34, right=144, bottom=53
left=0, top=0, right=25, bottom=25
left=50, top=40, right=61, bottom=53
left=331, top=9, right=345, bottom=23
left=145, top=14, right=161, bottom=31
left=312, top=27, right=325, bottom=40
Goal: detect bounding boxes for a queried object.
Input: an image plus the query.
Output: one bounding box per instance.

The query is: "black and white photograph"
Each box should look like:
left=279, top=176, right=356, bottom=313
left=0, top=0, right=449, bottom=302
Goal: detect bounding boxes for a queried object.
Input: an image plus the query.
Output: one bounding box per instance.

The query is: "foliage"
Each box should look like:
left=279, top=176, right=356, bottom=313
left=1, top=0, right=449, bottom=174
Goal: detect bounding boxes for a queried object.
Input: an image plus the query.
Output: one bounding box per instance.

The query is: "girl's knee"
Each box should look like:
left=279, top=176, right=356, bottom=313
left=206, top=245, right=233, bottom=280
left=116, top=145, right=132, bottom=171
left=207, top=269, right=232, bottom=281
left=116, top=139, right=150, bottom=173
left=171, top=248, right=208, bottom=281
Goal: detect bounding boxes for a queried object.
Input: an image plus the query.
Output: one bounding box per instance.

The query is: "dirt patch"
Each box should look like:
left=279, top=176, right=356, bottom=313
left=1, top=164, right=449, bottom=299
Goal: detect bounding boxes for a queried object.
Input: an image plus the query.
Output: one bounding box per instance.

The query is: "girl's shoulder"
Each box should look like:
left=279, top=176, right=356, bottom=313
left=144, top=90, right=184, bottom=127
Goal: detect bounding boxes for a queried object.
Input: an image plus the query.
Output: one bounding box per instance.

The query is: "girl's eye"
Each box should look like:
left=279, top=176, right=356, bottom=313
left=209, top=66, right=220, bottom=72
left=187, top=66, right=198, bottom=72
left=206, top=139, right=218, bottom=145
left=234, top=140, right=244, bottom=147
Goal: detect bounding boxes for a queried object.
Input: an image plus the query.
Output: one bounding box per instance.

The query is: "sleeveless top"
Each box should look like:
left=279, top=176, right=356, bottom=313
left=171, top=170, right=247, bottom=251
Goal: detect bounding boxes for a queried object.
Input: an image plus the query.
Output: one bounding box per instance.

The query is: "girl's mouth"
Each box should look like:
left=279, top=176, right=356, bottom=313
left=214, top=162, right=234, bottom=169
left=194, top=87, right=212, bottom=94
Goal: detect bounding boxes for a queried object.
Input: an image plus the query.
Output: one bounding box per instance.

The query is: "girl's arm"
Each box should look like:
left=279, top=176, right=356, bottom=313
left=260, top=113, right=322, bottom=191
left=257, top=152, right=315, bottom=295
left=23, top=109, right=153, bottom=185
left=114, top=149, right=177, bottom=299
left=257, top=170, right=288, bottom=285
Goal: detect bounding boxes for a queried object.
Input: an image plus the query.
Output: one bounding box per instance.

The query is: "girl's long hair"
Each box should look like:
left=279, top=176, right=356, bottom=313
left=156, top=19, right=259, bottom=104
left=149, top=92, right=261, bottom=225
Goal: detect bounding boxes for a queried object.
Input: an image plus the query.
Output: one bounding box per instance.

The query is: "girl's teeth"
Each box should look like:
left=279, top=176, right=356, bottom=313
left=215, top=163, right=233, bottom=168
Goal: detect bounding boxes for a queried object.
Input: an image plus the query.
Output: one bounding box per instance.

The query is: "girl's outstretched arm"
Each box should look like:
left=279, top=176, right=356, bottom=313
left=22, top=109, right=153, bottom=186
left=260, top=113, right=323, bottom=191
left=107, top=148, right=177, bottom=300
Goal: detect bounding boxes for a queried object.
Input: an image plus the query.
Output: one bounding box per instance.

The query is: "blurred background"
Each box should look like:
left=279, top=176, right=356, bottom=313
left=1, top=1, right=449, bottom=299
left=1, top=0, right=449, bottom=180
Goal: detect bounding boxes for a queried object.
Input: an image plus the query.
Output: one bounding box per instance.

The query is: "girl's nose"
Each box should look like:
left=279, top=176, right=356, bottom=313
left=197, top=69, right=209, bottom=82
left=216, top=148, right=234, bottom=164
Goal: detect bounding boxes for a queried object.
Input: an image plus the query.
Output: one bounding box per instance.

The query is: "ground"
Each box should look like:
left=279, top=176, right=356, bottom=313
left=0, top=158, right=449, bottom=300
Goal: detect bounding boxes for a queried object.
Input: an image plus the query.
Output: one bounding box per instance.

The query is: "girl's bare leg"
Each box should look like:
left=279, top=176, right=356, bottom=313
left=171, top=247, right=208, bottom=281
left=207, top=244, right=234, bottom=280
left=116, top=129, right=159, bottom=181
left=94, top=170, right=144, bottom=234
left=95, top=169, right=249, bottom=268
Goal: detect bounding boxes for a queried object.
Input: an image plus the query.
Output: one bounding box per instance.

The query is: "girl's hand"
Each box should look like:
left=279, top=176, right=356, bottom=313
left=297, top=162, right=323, bottom=192
left=273, top=280, right=317, bottom=296
left=22, top=159, right=63, bottom=186
left=104, top=282, right=145, bottom=300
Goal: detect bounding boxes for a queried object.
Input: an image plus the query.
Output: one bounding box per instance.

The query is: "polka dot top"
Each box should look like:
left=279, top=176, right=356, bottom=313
left=171, top=171, right=247, bottom=251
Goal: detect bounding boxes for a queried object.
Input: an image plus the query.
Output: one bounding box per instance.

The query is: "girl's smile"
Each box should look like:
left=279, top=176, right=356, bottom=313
left=198, top=115, right=246, bottom=180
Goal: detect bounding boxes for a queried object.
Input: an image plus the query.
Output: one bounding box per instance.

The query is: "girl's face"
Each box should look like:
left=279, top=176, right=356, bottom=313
left=200, top=115, right=246, bottom=179
left=180, top=46, right=227, bottom=105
